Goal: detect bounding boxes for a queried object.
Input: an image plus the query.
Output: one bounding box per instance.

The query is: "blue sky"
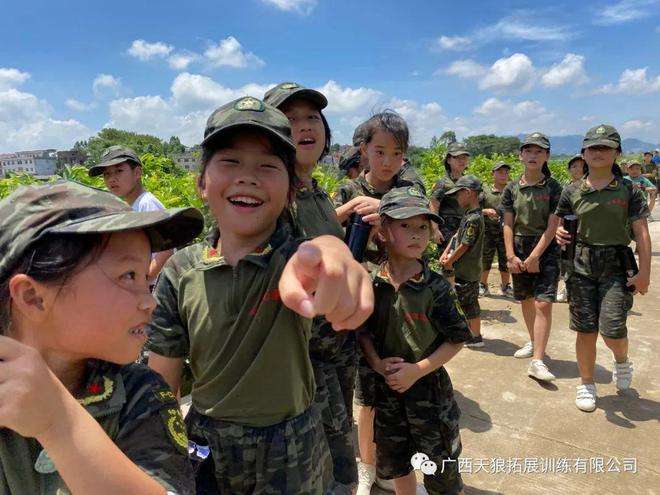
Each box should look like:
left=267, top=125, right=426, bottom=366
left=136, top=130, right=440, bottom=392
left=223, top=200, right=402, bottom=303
left=1, top=0, right=659, bottom=153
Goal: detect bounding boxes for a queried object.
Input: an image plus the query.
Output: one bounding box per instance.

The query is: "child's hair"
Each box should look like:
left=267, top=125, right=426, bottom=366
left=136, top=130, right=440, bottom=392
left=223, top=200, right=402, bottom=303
left=362, top=110, right=409, bottom=153
left=319, top=112, right=332, bottom=159
left=0, top=234, right=107, bottom=335
left=198, top=128, right=297, bottom=188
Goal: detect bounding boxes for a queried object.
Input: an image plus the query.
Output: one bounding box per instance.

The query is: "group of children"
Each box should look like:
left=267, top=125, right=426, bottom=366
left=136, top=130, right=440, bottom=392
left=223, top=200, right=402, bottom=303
left=0, top=82, right=652, bottom=495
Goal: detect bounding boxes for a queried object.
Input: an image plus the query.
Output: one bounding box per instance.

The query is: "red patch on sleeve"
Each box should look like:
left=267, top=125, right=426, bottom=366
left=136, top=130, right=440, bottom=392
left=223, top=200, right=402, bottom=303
left=404, top=312, right=430, bottom=324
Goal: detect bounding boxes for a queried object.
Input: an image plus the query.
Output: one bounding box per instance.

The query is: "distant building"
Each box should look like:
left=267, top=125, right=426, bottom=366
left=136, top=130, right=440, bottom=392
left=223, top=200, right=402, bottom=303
left=0, top=149, right=57, bottom=177
left=171, top=148, right=199, bottom=172
left=57, top=149, right=87, bottom=167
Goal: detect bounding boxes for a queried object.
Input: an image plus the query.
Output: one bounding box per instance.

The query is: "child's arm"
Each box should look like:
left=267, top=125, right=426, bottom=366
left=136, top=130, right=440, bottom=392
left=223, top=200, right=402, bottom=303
left=442, top=242, right=469, bottom=267
left=357, top=329, right=404, bottom=377
left=280, top=235, right=374, bottom=330
left=631, top=218, right=651, bottom=295
left=148, top=249, right=174, bottom=284
left=524, top=214, right=560, bottom=273
left=335, top=196, right=380, bottom=224
left=0, top=337, right=168, bottom=495
left=148, top=354, right=184, bottom=398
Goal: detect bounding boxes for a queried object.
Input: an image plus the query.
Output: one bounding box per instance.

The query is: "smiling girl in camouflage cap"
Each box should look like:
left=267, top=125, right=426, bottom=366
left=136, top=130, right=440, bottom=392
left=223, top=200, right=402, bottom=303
left=0, top=181, right=204, bottom=494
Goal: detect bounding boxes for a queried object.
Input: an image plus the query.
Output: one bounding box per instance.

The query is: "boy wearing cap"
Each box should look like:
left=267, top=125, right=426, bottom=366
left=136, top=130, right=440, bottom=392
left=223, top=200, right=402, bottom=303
left=642, top=151, right=656, bottom=186
left=479, top=162, right=513, bottom=298
left=358, top=186, right=470, bottom=495
left=146, top=96, right=374, bottom=494
left=440, top=175, right=485, bottom=348
left=89, top=146, right=173, bottom=283
left=627, top=161, right=656, bottom=213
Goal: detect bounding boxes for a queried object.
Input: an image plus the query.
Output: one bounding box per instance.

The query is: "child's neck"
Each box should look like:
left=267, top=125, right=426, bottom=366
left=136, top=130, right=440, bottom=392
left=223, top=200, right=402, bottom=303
left=385, top=254, right=422, bottom=288
left=463, top=199, right=479, bottom=210
left=587, top=166, right=615, bottom=190
left=449, top=169, right=462, bottom=180
left=216, top=223, right=277, bottom=266
left=123, top=184, right=145, bottom=206
left=493, top=181, right=507, bottom=192
left=522, top=168, right=543, bottom=184
left=295, top=162, right=316, bottom=188
left=365, top=171, right=393, bottom=193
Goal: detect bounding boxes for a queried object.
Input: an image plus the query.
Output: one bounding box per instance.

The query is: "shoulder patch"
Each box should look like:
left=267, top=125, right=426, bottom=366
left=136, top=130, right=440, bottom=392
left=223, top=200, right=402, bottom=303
left=160, top=406, right=188, bottom=454
left=154, top=389, right=177, bottom=404
left=234, top=96, right=264, bottom=112
left=466, top=223, right=476, bottom=237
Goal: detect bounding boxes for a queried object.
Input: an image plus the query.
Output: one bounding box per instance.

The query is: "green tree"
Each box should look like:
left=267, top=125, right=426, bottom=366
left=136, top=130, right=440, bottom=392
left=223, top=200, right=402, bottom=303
left=464, top=135, right=521, bottom=157
left=440, top=131, right=457, bottom=145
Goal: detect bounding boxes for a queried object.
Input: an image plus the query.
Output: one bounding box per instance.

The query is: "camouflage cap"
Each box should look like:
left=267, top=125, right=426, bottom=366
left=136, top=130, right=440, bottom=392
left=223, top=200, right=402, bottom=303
left=352, top=121, right=369, bottom=146
left=582, top=124, right=621, bottom=150
left=520, top=132, right=550, bottom=150
left=379, top=186, right=442, bottom=225
left=492, top=161, right=512, bottom=172
left=0, top=181, right=204, bottom=281
left=445, top=174, right=483, bottom=195
left=338, top=146, right=361, bottom=172
left=627, top=160, right=642, bottom=168
left=643, top=151, right=653, bottom=155
left=263, top=82, right=328, bottom=110
left=446, top=142, right=471, bottom=157
left=201, top=96, right=295, bottom=152
left=567, top=154, right=584, bottom=167
left=88, top=146, right=142, bottom=177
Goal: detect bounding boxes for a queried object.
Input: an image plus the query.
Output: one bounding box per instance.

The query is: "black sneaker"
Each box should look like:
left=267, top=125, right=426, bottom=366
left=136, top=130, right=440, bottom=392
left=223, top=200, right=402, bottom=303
left=466, top=335, right=484, bottom=348
left=501, top=283, right=514, bottom=298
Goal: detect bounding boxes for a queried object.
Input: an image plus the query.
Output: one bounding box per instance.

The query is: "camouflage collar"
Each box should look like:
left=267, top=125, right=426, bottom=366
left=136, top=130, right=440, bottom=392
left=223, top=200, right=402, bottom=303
left=355, top=172, right=378, bottom=196
left=578, top=177, right=621, bottom=195
left=293, top=176, right=319, bottom=194
left=76, top=360, right=125, bottom=418
left=201, top=221, right=291, bottom=268
left=373, top=260, right=430, bottom=291
left=517, top=175, right=548, bottom=189
left=464, top=207, right=482, bottom=215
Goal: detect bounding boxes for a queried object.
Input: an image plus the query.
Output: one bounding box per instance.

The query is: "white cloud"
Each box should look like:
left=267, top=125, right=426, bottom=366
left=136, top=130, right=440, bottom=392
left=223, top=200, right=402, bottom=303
left=435, top=35, right=472, bottom=51
left=260, top=0, right=317, bottom=15
left=65, top=98, right=94, bottom=112
left=93, top=74, right=121, bottom=96
left=386, top=98, right=466, bottom=146
left=484, top=15, right=571, bottom=42
left=594, top=0, right=659, bottom=25
left=541, top=54, right=588, bottom=87
left=167, top=52, right=198, bottom=71
left=0, top=89, right=90, bottom=152
left=444, top=60, right=487, bottom=79
left=0, top=67, right=30, bottom=90
left=316, top=80, right=382, bottom=114
left=170, top=73, right=272, bottom=112
left=204, top=37, right=265, bottom=68
left=597, top=67, right=660, bottom=94
left=469, top=97, right=557, bottom=136
left=127, top=39, right=173, bottom=61
left=581, top=115, right=597, bottom=122
left=479, top=53, right=536, bottom=92
left=622, top=119, right=653, bottom=131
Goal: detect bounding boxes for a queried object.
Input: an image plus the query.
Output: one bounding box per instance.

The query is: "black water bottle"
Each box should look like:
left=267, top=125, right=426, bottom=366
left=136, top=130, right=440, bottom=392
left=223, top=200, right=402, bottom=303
left=620, top=247, right=639, bottom=293
left=345, top=213, right=371, bottom=262
left=561, top=215, right=579, bottom=262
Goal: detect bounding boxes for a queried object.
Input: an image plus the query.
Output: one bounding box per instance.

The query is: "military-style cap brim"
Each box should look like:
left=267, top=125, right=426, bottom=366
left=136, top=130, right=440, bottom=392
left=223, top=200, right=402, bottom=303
left=201, top=121, right=296, bottom=152
left=492, top=163, right=511, bottom=171
left=49, top=207, right=204, bottom=252
left=446, top=185, right=481, bottom=196
left=269, top=88, right=328, bottom=110
left=383, top=207, right=443, bottom=225
left=88, top=156, right=142, bottom=177
left=582, top=139, right=619, bottom=149
left=447, top=150, right=470, bottom=157
left=520, top=140, right=550, bottom=150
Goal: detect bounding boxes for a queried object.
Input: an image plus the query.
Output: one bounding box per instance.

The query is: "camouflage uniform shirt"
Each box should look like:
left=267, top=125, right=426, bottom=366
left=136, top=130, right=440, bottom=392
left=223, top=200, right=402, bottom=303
left=0, top=361, right=193, bottom=495
left=501, top=176, right=562, bottom=236
left=430, top=173, right=465, bottom=219
left=145, top=224, right=315, bottom=427
left=452, top=207, right=485, bottom=282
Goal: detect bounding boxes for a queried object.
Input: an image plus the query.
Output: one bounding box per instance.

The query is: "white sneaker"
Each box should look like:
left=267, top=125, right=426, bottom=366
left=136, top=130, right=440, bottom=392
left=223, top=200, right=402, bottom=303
left=356, top=462, right=376, bottom=495
left=514, top=341, right=534, bottom=358
left=528, top=359, right=556, bottom=381
left=613, top=360, right=633, bottom=391
left=575, top=384, right=597, bottom=412
left=556, top=285, right=567, bottom=303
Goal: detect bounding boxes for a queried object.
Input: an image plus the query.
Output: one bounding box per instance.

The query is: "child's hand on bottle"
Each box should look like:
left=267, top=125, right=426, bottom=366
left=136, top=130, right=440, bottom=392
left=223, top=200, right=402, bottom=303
left=385, top=361, right=422, bottom=393
left=555, top=226, right=571, bottom=246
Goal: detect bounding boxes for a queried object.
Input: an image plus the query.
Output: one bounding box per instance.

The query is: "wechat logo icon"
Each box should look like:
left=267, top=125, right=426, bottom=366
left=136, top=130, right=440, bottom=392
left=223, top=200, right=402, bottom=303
left=410, top=452, right=437, bottom=475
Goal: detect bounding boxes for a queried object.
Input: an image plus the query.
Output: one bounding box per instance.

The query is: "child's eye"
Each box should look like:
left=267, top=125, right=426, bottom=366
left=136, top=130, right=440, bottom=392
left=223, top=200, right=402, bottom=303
left=310, top=115, right=320, bottom=120
left=121, top=271, right=137, bottom=281
left=261, top=163, right=280, bottom=170
left=376, top=151, right=384, bottom=156
left=420, top=224, right=428, bottom=230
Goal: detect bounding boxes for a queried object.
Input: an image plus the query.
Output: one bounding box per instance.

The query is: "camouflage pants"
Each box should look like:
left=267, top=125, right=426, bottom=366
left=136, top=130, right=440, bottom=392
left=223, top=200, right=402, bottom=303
left=311, top=326, right=358, bottom=492
left=187, top=407, right=333, bottom=495
left=511, top=236, right=560, bottom=302
left=482, top=228, right=507, bottom=274
left=454, top=278, right=480, bottom=319
left=373, top=370, right=463, bottom=495
left=567, top=245, right=633, bottom=339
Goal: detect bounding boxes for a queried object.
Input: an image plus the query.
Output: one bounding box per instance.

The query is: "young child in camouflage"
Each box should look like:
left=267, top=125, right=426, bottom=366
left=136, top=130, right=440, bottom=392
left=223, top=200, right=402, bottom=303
left=430, top=142, right=470, bottom=253
left=479, top=161, right=513, bottom=298
left=627, top=161, right=657, bottom=214
left=264, top=82, right=358, bottom=493
left=440, top=175, right=486, bottom=348
left=146, top=96, right=374, bottom=494
left=332, top=112, right=423, bottom=495
left=556, top=125, right=651, bottom=412
left=0, top=181, right=204, bottom=494
left=502, top=132, right=562, bottom=383
left=359, top=186, right=471, bottom=495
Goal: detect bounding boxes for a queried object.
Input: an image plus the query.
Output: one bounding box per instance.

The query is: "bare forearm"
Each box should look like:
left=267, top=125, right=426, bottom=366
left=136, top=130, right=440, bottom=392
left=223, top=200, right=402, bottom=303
left=357, top=330, right=381, bottom=370
left=529, top=215, right=559, bottom=259
left=39, top=392, right=165, bottom=495
left=415, top=342, right=463, bottom=377
left=503, top=214, right=515, bottom=258
left=635, top=223, right=652, bottom=280
left=446, top=243, right=469, bottom=265
left=148, top=354, right=184, bottom=398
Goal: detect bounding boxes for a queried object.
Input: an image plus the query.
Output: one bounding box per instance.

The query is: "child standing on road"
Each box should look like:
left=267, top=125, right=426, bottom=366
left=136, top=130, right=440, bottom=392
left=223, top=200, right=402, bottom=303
left=440, top=175, right=485, bottom=348
left=556, top=125, right=651, bottom=412
left=479, top=161, right=513, bottom=298
left=502, top=133, right=562, bottom=382
left=0, top=181, right=203, bottom=495
left=146, top=96, right=374, bottom=494
left=627, top=161, right=657, bottom=214
left=359, top=187, right=471, bottom=495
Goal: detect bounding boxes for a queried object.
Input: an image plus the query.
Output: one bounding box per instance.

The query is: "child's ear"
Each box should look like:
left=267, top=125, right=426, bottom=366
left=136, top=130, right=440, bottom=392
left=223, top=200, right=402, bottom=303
left=196, top=174, right=208, bottom=203
left=135, top=166, right=143, bottom=181
left=8, top=274, right=53, bottom=324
